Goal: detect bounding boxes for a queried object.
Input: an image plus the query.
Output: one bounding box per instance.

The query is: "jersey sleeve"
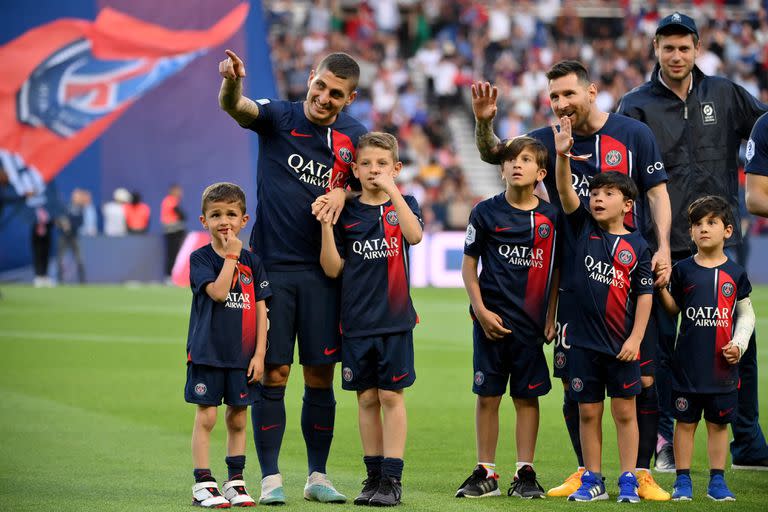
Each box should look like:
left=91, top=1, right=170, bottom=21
left=463, top=205, right=486, bottom=258
left=553, top=209, right=563, bottom=270
left=244, top=98, right=285, bottom=134
left=745, top=115, right=768, bottom=176
left=190, top=250, right=217, bottom=296
left=633, top=123, right=668, bottom=191
left=565, top=202, right=591, bottom=235
left=669, top=262, right=684, bottom=306
left=249, top=255, right=273, bottom=302
left=632, top=244, right=654, bottom=295
left=737, top=268, right=752, bottom=301
left=732, top=83, right=768, bottom=139
left=404, top=195, right=424, bottom=228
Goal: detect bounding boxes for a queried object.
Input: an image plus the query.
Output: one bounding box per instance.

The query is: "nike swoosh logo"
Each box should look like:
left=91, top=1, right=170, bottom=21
left=528, top=382, right=545, bottom=390
left=324, top=347, right=338, bottom=356
left=261, top=424, right=281, bottom=431
left=589, top=235, right=601, bottom=240
left=240, top=392, right=248, bottom=399
left=494, top=226, right=513, bottom=232
left=623, top=380, right=639, bottom=389
left=719, top=408, right=734, bottom=417
left=392, top=372, right=409, bottom=382
left=684, top=284, right=696, bottom=293
left=344, top=222, right=362, bottom=229
left=639, top=359, right=653, bottom=367
left=313, top=424, right=334, bottom=431
left=290, top=128, right=312, bottom=137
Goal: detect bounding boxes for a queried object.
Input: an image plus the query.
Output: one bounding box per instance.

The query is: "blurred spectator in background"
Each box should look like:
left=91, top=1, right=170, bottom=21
left=124, top=191, right=150, bottom=234
left=55, top=188, right=87, bottom=284
left=160, top=184, right=186, bottom=282
left=103, top=188, right=130, bottom=236
left=78, top=189, right=97, bottom=237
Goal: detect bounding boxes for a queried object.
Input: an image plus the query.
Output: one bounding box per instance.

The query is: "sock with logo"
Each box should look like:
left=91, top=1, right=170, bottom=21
left=252, top=385, right=286, bottom=477
left=563, top=392, right=584, bottom=467
left=225, top=455, right=246, bottom=481
left=194, top=468, right=214, bottom=483
left=478, top=461, right=497, bottom=478
left=382, top=457, right=404, bottom=480
left=301, top=386, right=336, bottom=475
left=636, top=384, right=658, bottom=469
left=364, top=455, right=384, bottom=477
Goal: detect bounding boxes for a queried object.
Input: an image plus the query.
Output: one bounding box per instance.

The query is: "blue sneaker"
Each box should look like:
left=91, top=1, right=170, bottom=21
left=568, top=471, right=608, bottom=501
left=671, top=474, right=692, bottom=501
left=617, top=472, right=640, bottom=503
left=706, top=474, right=735, bottom=501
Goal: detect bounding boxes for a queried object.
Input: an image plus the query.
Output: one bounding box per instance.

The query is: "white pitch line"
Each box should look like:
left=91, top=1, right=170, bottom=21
left=0, top=330, right=180, bottom=345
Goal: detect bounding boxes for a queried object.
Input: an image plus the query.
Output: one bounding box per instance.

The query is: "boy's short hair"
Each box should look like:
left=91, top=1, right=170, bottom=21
left=356, top=132, right=399, bottom=162
left=201, top=182, right=247, bottom=215
left=497, top=136, right=548, bottom=170
left=546, top=60, right=591, bottom=85
left=687, top=195, right=733, bottom=227
left=589, top=171, right=638, bottom=201
left=317, top=52, right=360, bottom=90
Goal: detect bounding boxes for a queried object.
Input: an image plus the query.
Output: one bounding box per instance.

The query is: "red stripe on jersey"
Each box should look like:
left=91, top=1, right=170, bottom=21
left=714, top=269, right=737, bottom=382
left=605, top=238, right=634, bottom=344
left=328, top=130, right=355, bottom=192
left=237, top=263, right=257, bottom=359
left=382, top=205, right=409, bottom=315
left=599, top=135, right=634, bottom=227
left=523, top=212, right=555, bottom=325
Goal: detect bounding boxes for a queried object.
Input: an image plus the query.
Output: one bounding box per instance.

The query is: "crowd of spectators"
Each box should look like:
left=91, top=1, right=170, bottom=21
left=262, top=0, right=768, bottom=232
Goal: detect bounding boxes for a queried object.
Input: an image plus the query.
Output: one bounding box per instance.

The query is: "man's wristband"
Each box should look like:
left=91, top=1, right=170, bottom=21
left=225, top=254, right=239, bottom=260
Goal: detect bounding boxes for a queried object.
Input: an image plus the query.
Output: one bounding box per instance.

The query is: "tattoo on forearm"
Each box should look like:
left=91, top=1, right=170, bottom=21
left=219, top=78, right=259, bottom=125
left=475, top=120, right=501, bottom=164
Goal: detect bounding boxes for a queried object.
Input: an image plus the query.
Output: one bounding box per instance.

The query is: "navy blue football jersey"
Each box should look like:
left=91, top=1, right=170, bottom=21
left=528, top=113, right=666, bottom=241
left=563, top=205, right=654, bottom=356
left=246, top=100, right=367, bottom=270
left=670, top=256, right=751, bottom=393
left=745, top=112, right=768, bottom=177
left=464, top=194, right=561, bottom=343
left=335, top=196, right=423, bottom=337
left=187, top=245, right=272, bottom=369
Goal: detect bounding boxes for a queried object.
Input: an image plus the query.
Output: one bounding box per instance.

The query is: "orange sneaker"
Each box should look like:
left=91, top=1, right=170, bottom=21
left=547, top=468, right=585, bottom=497
left=636, top=469, right=671, bottom=501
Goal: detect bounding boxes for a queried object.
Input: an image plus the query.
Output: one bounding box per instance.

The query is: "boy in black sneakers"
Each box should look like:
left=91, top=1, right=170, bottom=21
left=185, top=183, right=272, bottom=507
left=319, top=132, right=423, bottom=506
left=456, top=136, right=560, bottom=499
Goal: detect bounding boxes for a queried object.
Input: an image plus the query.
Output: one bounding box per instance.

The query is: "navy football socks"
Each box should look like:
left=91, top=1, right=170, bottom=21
left=225, top=455, right=246, bottom=481
left=563, top=391, right=584, bottom=467
left=301, top=385, right=336, bottom=475
left=364, top=455, right=384, bottom=476
left=636, top=384, right=659, bottom=469
left=382, top=457, right=404, bottom=480
left=252, top=385, right=286, bottom=477
left=194, top=468, right=213, bottom=483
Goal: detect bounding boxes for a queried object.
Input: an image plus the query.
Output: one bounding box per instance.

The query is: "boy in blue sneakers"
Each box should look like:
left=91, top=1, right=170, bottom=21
left=553, top=118, right=654, bottom=503
left=657, top=196, right=755, bottom=501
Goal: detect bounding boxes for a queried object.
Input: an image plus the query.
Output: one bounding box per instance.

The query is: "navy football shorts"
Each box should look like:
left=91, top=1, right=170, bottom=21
left=264, top=268, right=341, bottom=366
left=672, top=390, right=738, bottom=425
left=568, top=346, right=641, bottom=403
left=184, top=363, right=260, bottom=406
left=552, top=288, right=575, bottom=380
left=472, top=321, right=551, bottom=398
left=340, top=331, right=415, bottom=391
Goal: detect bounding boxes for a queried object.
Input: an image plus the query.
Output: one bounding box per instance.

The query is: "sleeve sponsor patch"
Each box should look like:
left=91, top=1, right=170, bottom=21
left=256, top=98, right=271, bottom=105
left=465, top=223, right=476, bottom=245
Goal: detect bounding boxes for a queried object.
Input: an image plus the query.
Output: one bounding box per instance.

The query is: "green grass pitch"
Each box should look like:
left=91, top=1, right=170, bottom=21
left=1, top=285, right=767, bottom=511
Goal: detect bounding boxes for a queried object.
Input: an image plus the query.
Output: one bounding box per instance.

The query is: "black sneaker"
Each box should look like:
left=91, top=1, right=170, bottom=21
left=455, top=465, right=500, bottom=498
left=368, top=475, right=402, bottom=507
left=732, top=458, right=768, bottom=471
left=655, top=443, right=676, bottom=473
left=508, top=465, right=545, bottom=499
left=354, top=474, right=381, bottom=506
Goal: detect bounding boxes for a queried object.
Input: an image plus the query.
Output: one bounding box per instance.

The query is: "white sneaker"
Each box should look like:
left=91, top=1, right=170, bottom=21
left=259, top=474, right=286, bottom=505
left=222, top=479, right=256, bottom=507
left=192, top=481, right=231, bottom=508
left=304, top=471, right=347, bottom=503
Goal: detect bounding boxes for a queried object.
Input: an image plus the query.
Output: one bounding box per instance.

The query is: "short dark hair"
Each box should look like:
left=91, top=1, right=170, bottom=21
left=497, top=136, right=548, bottom=170
left=201, top=182, right=246, bottom=215
left=546, top=60, right=591, bottom=85
left=589, top=171, right=638, bottom=201
left=317, top=53, right=360, bottom=90
left=357, top=131, right=399, bottom=162
left=687, top=195, right=733, bottom=227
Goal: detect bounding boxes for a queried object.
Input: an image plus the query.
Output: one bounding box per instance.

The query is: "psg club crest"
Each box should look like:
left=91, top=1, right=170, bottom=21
left=474, top=371, right=485, bottom=386
left=570, top=377, right=583, bottom=392
left=618, top=249, right=634, bottom=265
left=342, top=367, right=353, bottom=382
left=240, top=272, right=253, bottom=285
left=537, top=223, right=551, bottom=239
left=554, top=351, right=566, bottom=369
left=605, top=150, right=622, bottom=167
left=675, top=397, right=689, bottom=412
left=194, top=383, right=207, bottom=396
left=386, top=210, right=399, bottom=226
left=338, top=147, right=353, bottom=164
left=721, top=282, right=735, bottom=298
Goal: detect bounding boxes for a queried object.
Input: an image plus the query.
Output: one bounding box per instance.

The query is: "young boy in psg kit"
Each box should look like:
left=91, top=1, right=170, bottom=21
left=656, top=196, right=756, bottom=501
left=319, top=132, right=423, bottom=506
left=456, top=136, right=560, bottom=499
left=185, top=183, right=272, bottom=508
left=552, top=117, right=654, bottom=503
